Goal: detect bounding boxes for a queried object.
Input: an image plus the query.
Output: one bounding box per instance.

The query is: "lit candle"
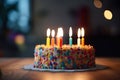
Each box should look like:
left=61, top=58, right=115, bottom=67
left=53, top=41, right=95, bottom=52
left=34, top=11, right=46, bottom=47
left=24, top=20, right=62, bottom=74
left=77, top=28, right=81, bottom=47
left=56, top=28, right=60, bottom=46
left=69, top=27, right=72, bottom=47
left=81, top=27, right=85, bottom=46
left=51, top=29, right=55, bottom=47
left=58, top=27, right=63, bottom=48
left=46, top=28, right=50, bottom=47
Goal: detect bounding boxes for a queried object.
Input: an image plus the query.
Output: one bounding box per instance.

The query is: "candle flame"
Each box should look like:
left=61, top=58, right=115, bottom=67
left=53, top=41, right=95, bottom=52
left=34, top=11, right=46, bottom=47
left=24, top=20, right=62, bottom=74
left=51, top=29, right=55, bottom=37
left=47, top=28, right=50, bottom=37
left=56, top=28, right=60, bottom=37
left=78, top=28, right=81, bottom=38
left=58, top=27, right=63, bottom=37
left=81, top=27, right=85, bottom=37
left=69, top=27, right=72, bottom=37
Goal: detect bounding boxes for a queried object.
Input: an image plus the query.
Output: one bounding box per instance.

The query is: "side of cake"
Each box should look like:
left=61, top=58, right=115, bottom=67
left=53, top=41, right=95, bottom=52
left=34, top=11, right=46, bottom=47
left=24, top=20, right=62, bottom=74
left=34, top=45, right=95, bottom=69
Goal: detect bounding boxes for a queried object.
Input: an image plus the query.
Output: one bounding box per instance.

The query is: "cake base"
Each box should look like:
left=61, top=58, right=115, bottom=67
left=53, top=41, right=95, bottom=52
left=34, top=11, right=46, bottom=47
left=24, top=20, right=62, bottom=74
left=23, top=64, right=107, bottom=72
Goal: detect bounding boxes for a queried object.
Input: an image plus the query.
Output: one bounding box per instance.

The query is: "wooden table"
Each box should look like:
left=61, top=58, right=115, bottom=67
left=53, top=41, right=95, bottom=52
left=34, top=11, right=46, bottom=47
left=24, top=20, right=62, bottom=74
left=0, top=58, right=120, bottom=80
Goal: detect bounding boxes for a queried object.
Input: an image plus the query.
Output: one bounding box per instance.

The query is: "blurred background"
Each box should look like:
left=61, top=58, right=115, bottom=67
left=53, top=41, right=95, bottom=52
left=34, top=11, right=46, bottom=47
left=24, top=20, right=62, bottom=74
left=0, top=0, right=120, bottom=57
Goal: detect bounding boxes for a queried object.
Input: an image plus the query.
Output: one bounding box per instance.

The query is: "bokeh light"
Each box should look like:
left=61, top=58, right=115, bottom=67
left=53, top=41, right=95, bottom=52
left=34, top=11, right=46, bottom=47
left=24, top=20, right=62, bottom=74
left=8, top=10, right=18, bottom=22
left=94, top=0, right=102, bottom=8
left=6, top=0, right=18, bottom=5
left=18, top=0, right=30, bottom=33
left=15, top=35, right=25, bottom=45
left=104, top=10, right=113, bottom=20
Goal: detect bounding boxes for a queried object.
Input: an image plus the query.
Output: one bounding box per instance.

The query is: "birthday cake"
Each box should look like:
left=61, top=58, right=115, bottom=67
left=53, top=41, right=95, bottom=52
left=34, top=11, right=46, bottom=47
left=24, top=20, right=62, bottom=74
left=33, top=27, right=95, bottom=69
left=34, top=45, right=95, bottom=69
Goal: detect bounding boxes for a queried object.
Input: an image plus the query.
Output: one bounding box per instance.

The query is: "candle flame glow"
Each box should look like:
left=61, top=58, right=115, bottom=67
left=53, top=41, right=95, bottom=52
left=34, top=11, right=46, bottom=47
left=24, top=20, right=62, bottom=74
left=56, top=28, right=59, bottom=37
left=58, top=27, right=63, bottom=37
left=51, top=29, right=55, bottom=37
left=78, top=28, right=81, bottom=38
left=69, top=27, right=72, bottom=37
left=47, top=28, right=50, bottom=37
left=81, top=27, right=85, bottom=37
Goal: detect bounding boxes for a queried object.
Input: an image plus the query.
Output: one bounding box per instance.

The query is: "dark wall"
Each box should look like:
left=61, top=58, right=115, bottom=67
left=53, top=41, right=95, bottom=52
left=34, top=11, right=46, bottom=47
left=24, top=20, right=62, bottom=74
left=0, top=0, right=120, bottom=57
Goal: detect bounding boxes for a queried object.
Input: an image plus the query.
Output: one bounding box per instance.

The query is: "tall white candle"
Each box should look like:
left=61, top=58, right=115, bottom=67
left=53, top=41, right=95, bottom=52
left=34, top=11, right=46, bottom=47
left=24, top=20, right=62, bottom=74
left=69, top=27, right=72, bottom=47
left=77, top=28, right=81, bottom=47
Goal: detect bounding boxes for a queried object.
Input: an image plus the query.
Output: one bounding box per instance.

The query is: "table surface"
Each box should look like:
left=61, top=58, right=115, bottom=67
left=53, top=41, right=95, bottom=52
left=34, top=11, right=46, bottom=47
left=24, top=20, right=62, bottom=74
left=0, top=58, right=120, bottom=80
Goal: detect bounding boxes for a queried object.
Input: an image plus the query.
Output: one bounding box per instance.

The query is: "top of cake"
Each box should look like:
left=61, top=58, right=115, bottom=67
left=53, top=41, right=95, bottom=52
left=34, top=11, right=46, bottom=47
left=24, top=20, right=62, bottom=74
left=35, top=44, right=94, bottom=50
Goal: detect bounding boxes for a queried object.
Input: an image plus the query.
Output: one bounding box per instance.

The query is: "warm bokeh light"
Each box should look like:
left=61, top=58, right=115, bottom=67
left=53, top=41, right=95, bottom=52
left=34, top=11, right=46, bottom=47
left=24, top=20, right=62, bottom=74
left=15, top=35, right=25, bottom=45
left=104, top=10, right=113, bottom=20
left=51, top=29, right=55, bottom=37
left=69, top=27, right=72, bottom=37
left=94, top=0, right=102, bottom=8
left=81, top=27, right=85, bottom=37
left=47, top=28, right=50, bottom=37
left=77, top=28, right=81, bottom=38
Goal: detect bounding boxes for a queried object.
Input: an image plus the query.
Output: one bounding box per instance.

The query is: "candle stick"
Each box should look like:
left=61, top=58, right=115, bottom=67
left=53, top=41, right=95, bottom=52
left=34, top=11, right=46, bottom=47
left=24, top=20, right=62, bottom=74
left=69, top=27, right=72, bottom=47
left=58, top=27, right=63, bottom=48
left=46, top=28, right=50, bottom=47
left=77, top=28, right=81, bottom=47
left=56, top=28, right=60, bottom=46
left=81, top=27, right=85, bottom=46
left=51, top=29, right=55, bottom=47
left=59, top=37, right=62, bottom=48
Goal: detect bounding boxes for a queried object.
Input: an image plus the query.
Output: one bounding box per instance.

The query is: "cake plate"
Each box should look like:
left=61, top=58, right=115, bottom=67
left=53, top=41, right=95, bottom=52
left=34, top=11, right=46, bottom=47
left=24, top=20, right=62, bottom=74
left=23, top=64, right=107, bottom=72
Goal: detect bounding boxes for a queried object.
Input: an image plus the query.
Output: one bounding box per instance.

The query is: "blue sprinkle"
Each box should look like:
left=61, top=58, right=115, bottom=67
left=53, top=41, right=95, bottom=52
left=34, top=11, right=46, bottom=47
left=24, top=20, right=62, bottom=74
left=49, top=66, right=53, bottom=69
left=38, top=49, right=43, bottom=56
left=73, top=63, right=77, bottom=68
left=65, top=50, right=70, bottom=56
left=54, top=47, right=57, bottom=51
left=68, top=59, right=71, bottom=64
left=50, top=56, right=53, bottom=60
left=61, top=62, right=65, bottom=67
